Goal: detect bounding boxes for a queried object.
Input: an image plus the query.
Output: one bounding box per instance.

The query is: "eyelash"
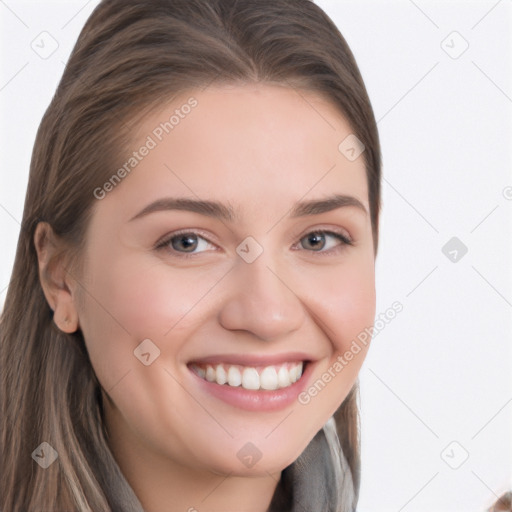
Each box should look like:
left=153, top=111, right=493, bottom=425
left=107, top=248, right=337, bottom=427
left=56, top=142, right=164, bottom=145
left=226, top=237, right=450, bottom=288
left=155, top=228, right=353, bottom=259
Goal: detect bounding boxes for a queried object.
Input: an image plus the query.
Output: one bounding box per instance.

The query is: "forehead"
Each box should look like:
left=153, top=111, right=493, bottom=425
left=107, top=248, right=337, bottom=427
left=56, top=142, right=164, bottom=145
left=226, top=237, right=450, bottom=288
left=97, top=83, right=369, bottom=222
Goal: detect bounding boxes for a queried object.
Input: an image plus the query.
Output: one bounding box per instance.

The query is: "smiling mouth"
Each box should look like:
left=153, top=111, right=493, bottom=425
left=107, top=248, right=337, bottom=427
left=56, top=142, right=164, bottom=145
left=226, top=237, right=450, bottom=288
left=189, top=361, right=306, bottom=391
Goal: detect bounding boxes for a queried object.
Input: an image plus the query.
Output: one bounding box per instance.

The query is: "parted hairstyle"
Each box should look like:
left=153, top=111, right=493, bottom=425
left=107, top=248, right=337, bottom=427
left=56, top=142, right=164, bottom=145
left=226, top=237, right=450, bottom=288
left=0, top=1, right=381, bottom=510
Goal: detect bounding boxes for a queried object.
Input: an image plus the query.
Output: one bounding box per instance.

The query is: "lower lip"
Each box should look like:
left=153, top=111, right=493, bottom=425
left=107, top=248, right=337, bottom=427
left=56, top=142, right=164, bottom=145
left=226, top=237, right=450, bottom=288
left=188, top=362, right=314, bottom=412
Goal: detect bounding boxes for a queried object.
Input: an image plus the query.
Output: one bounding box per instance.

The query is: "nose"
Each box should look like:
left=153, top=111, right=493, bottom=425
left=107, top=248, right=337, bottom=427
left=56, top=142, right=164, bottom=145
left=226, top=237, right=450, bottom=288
left=217, top=254, right=306, bottom=341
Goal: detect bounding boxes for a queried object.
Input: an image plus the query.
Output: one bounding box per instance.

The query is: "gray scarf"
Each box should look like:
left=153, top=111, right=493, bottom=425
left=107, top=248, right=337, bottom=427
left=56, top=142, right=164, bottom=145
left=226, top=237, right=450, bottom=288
left=268, top=417, right=356, bottom=512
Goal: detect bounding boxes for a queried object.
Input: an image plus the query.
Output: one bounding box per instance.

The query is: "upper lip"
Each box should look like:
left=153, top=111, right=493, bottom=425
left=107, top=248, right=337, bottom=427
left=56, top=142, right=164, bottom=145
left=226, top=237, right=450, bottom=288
left=188, top=352, right=314, bottom=367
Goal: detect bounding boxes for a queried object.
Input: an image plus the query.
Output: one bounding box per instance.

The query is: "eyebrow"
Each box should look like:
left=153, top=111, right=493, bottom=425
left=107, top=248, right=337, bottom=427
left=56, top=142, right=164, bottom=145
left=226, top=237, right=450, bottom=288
left=129, top=193, right=367, bottom=222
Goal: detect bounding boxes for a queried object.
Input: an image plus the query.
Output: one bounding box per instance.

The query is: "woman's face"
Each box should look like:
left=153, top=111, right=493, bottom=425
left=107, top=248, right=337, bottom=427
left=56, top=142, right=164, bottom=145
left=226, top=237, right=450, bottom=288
left=76, top=83, right=376, bottom=477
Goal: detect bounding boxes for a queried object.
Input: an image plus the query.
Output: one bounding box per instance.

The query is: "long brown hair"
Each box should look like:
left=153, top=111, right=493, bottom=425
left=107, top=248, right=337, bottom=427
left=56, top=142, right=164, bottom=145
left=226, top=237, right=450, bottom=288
left=0, top=1, right=381, bottom=510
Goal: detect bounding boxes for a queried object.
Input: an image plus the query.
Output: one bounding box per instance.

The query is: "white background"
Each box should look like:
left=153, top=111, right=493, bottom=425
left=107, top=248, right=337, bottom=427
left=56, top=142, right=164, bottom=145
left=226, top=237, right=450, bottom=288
left=1, top=1, right=511, bottom=511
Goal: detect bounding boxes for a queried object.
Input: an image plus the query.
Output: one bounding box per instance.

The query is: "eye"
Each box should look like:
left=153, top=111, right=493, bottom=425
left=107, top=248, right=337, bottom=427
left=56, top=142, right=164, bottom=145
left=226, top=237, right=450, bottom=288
left=156, top=230, right=216, bottom=256
left=155, top=228, right=353, bottom=259
left=296, top=229, right=352, bottom=253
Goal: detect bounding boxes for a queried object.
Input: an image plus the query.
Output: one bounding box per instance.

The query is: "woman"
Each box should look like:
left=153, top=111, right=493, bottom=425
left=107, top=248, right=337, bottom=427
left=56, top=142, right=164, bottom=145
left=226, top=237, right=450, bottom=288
left=0, top=0, right=381, bottom=510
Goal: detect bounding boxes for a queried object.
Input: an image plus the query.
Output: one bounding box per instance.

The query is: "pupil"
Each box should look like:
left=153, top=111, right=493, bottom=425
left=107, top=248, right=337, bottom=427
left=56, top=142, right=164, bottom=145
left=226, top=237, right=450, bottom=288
left=305, top=232, right=324, bottom=250
left=172, top=234, right=197, bottom=252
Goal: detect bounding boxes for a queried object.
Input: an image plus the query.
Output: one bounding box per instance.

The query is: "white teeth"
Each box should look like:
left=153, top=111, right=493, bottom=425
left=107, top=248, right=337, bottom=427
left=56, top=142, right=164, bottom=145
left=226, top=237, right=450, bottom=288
left=215, top=364, right=227, bottom=385
left=206, top=366, right=216, bottom=382
left=277, top=366, right=291, bottom=388
left=196, top=366, right=206, bottom=379
left=290, top=363, right=302, bottom=383
left=260, top=366, right=279, bottom=390
left=193, top=361, right=305, bottom=390
left=227, top=366, right=242, bottom=387
left=242, top=367, right=260, bottom=390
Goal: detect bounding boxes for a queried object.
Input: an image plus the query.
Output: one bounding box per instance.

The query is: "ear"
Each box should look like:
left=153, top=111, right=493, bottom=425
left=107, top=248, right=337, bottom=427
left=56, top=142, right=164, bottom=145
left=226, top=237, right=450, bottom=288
left=34, top=222, right=80, bottom=334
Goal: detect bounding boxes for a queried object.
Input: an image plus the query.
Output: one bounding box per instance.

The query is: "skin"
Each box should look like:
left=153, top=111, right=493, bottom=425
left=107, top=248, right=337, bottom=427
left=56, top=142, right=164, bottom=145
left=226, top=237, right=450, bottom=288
left=35, top=83, right=376, bottom=512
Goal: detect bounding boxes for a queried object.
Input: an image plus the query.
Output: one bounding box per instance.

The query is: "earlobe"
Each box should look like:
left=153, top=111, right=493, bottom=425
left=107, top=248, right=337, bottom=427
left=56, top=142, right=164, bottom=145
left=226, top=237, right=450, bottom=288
left=53, top=291, right=80, bottom=333
left=34, top=222, right=80, bottom=334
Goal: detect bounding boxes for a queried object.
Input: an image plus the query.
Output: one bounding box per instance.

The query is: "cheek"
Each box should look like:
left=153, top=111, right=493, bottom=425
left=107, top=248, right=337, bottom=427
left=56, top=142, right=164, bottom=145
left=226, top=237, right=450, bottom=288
left=308, top=254, right=376, bottom=350
left=297, top=254, right=375, bottom=404
left=77, top=256, right=232, bottom=454
left=77, top=255, right=227, bottom=382
left=283, top=254, right=375, bottom=441
left=333, top=267, right=376, bottom=350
